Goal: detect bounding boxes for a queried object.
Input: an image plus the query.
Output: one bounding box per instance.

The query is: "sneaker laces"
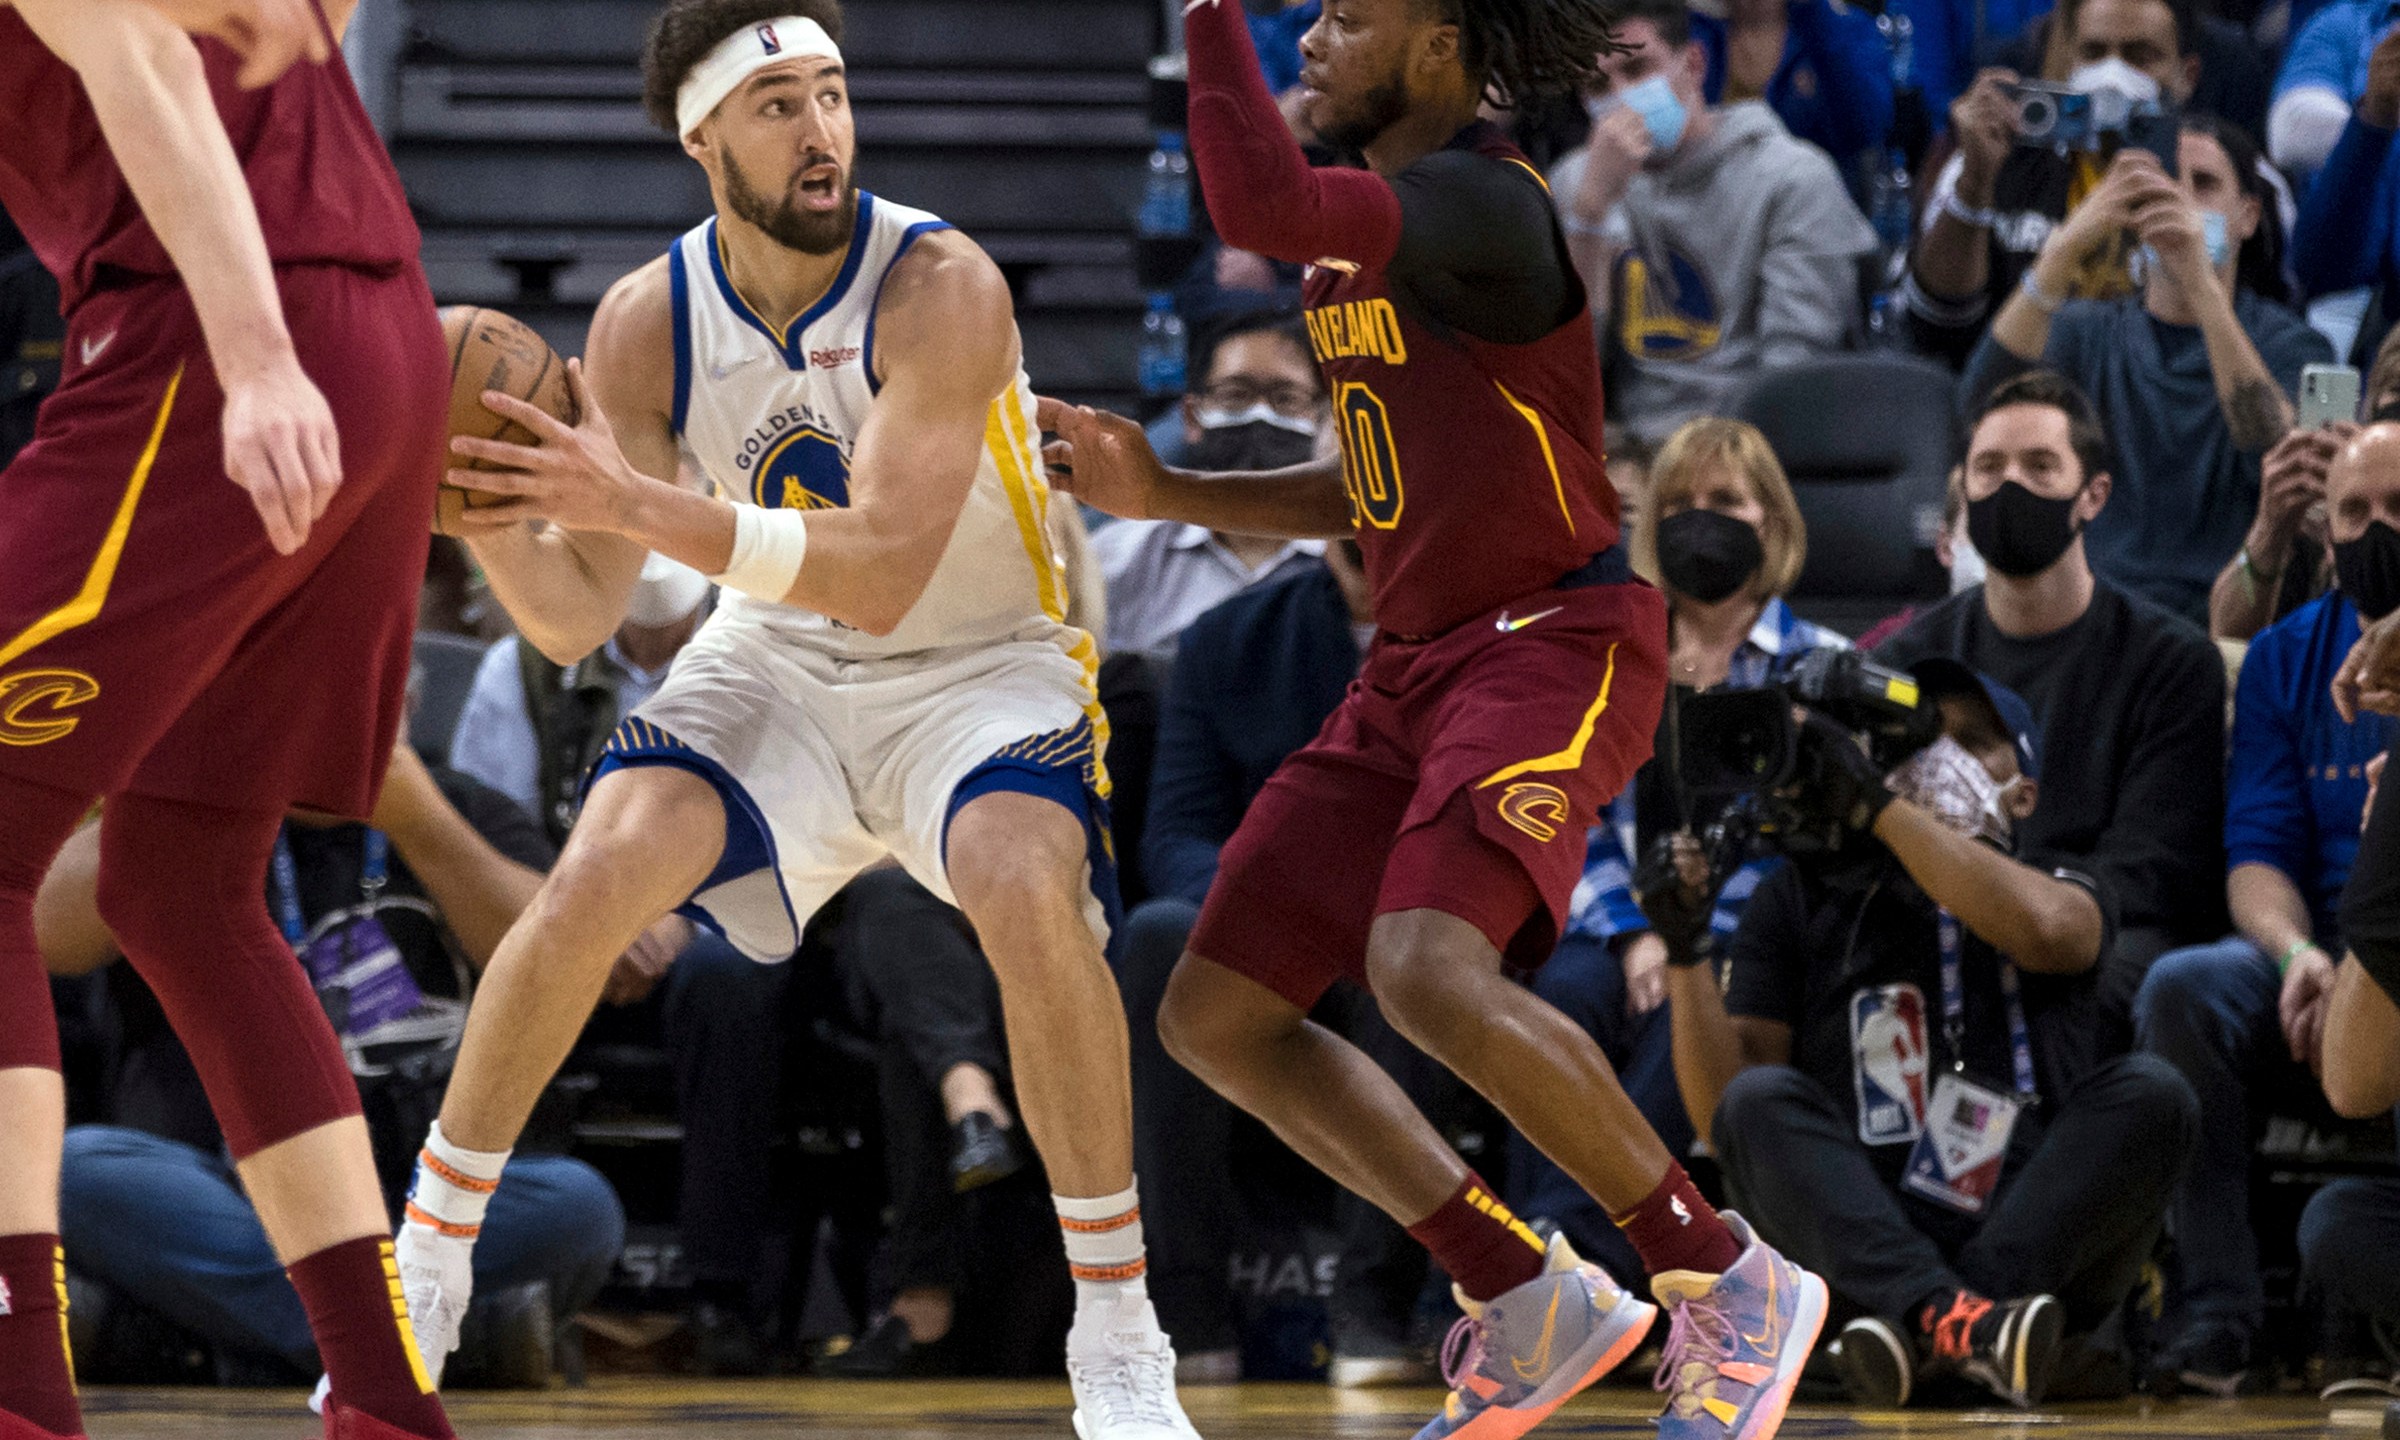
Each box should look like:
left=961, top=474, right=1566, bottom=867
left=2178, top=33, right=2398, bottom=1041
left=1438, top=1312, right=1488, bottom=1391
left=1924, top=1292, right=1991, bottom=1364
left=1654, top=1296, right=1734, bottom=1396
left=1071, top=1339, right=1181, bottom=1429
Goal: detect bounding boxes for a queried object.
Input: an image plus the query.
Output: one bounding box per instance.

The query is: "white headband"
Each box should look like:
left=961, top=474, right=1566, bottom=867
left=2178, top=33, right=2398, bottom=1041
left=675, top=16, right=843, bottom=139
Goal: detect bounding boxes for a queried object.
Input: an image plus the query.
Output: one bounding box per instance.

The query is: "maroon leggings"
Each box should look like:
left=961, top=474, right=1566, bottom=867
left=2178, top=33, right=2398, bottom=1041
left=0, top=769, right=358, bottom=1158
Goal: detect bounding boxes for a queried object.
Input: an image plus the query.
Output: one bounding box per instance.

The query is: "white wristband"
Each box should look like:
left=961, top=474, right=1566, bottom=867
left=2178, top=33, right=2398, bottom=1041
left=709, top=504, right=809, bottom=603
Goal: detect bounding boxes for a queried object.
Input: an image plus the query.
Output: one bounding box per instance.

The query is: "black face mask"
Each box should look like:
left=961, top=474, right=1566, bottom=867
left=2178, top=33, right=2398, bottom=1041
left=1965, top=480, right=2083, bottom=579
left=2336, top=520, right=2400, bottom=622
left=1189, top=419, right=1318, bottom=475
left=1655, top=507, right=1764, bottom=603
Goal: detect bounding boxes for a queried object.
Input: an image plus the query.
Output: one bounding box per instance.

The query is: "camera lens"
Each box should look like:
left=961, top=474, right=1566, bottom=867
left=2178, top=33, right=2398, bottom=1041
left=2017, top=91, right=2057, bottom=142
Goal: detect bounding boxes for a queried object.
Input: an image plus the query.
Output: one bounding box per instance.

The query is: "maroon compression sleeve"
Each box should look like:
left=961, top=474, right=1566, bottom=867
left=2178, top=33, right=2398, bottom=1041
left=1183, top=0, right=1402, bottom=269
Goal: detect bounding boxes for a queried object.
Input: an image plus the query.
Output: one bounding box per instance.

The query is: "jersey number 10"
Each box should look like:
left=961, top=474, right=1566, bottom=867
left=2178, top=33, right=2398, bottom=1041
left=1337, top=382, right=1405, bottom=531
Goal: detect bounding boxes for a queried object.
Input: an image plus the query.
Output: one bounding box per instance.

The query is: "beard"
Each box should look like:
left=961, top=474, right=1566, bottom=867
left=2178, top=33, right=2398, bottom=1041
left=1312, top=67, right=1413, bottom=155
left=723, top=149, right=859, bottom=255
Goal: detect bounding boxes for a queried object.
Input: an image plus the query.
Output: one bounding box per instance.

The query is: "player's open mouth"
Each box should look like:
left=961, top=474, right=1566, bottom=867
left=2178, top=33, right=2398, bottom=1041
left=797, top=164, right=843, bottom=210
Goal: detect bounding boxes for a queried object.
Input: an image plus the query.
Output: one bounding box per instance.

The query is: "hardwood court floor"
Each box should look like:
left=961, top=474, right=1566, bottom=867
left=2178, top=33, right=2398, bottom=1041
left=75, top=1379, right=2400, bottom=1440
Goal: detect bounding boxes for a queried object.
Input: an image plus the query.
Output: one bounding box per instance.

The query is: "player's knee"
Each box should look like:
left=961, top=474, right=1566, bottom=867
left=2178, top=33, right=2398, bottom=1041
left=1157, top=952, right=1284, bottom=1084
left=1362, top=938, right=1458, bottom=1046
left=947, top=797, right=1089, bottom=942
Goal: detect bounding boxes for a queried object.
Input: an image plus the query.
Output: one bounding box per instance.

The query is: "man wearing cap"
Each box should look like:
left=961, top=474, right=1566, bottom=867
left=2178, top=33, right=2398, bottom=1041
left=1646, top=660, right=2199, bottom=1410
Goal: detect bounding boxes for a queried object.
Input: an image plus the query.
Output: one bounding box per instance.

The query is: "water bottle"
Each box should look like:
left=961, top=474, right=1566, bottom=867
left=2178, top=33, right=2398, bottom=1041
left=1138, top=292, right=1187, bottom=398
left=1869, top=149, right=1914, bottom=259
left=1138, top=132, right=1193, bottom=239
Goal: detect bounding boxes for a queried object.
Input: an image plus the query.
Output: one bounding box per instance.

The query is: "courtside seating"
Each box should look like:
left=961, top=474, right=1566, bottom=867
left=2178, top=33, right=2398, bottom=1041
left=1730, top=353, right=1960, bottom=639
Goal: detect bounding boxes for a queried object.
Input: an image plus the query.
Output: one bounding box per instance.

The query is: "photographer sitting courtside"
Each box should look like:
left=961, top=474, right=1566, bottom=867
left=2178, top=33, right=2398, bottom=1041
left=1644, top=663, right=2198, bottom=1408
left=1876, top=371, right=2228, bottom=1067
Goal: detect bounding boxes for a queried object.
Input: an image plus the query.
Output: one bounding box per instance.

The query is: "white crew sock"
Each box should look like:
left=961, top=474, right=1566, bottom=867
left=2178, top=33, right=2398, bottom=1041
left=1056, top=1182, right=1149, bottom=1315
left=406, top=1120, right=510, bottom=1238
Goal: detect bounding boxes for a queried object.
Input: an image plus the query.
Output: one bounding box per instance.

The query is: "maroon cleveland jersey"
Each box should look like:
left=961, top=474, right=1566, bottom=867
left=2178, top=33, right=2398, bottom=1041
left=1303, top=127, right=1619, bottom=641
left=0, top=4, right=418, bottom=312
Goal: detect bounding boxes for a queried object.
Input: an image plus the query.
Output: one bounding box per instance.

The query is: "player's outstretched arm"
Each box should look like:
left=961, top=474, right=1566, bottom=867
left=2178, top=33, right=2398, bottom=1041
left=15, top=0, right=340, bottom=556
left=1038, top=396, right=1354, bottom=540
left=453, top=263, right=664, bottom=663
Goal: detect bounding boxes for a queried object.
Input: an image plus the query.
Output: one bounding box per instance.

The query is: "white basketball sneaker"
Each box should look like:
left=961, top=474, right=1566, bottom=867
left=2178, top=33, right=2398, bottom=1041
left=394, top=1217, right=476, bottom=1389
left=1067, top=1292, right=1205, bottom=1440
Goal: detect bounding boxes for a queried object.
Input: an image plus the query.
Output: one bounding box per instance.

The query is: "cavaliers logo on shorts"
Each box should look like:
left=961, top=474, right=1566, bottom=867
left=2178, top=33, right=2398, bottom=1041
left=1492, top=781, right=1572, bottom=843
left=0, top=667, right=100, bottom=747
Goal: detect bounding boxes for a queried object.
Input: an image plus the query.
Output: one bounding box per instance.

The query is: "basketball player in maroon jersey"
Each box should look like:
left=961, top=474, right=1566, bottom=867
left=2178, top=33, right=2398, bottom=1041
left=0, top=3, right=453, bottom=1439
left=1042, top=3, right=1826, bottom=1438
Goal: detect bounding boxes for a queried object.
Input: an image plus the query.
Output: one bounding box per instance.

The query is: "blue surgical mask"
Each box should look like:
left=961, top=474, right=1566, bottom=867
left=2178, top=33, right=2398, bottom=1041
left=1589, top=74, right=1689, bottom=153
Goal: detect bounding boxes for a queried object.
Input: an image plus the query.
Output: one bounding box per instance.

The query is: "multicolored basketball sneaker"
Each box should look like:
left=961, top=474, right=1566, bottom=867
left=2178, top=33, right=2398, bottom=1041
left=1652, top=1213, right=1829, bottom=1440
left=1410, top=1231, right=1658, bottom=1440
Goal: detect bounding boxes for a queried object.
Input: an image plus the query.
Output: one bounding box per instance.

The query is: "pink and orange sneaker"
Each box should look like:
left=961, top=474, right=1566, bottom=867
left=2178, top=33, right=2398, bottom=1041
left=1409, top=1232, right=1658, bottom=1440
left=1652, top=1213, right=1829, bottom=1440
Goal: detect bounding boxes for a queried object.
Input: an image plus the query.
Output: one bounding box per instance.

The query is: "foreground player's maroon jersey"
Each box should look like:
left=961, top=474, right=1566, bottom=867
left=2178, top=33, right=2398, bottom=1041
left=1302, top=125, right=1619, bottom=641
left=0, top=5, right=417, bottom=311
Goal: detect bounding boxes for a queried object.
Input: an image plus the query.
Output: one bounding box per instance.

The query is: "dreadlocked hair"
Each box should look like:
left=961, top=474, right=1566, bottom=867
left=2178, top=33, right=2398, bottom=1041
left=1419, top=0, right=1633, bottom=110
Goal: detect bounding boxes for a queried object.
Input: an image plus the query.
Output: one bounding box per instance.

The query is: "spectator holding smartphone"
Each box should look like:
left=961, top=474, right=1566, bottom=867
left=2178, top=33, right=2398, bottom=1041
left=1962, top=116, right=2331, bottom=623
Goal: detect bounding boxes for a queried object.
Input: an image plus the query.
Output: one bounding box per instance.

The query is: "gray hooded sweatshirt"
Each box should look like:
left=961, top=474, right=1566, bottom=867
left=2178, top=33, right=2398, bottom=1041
left=1552, top=102, right=1877, bottom=449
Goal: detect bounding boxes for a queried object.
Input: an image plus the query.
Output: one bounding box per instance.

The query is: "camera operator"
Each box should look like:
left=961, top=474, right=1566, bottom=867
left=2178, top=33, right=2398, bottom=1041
left=1646, top=663, right=2198, bottom=1408
left=1876, top=371, right=2227, bottom=1064
left=1964, top=116, right=2330, bottom=624
left=1904, top=0, right=2231, bottom=369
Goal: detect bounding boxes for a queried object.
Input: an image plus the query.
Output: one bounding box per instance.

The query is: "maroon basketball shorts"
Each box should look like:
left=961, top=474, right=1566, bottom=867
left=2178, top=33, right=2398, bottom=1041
left=1190, top=576, right=1668, bottom=1010
left=0, top=263, right=445, bottom=817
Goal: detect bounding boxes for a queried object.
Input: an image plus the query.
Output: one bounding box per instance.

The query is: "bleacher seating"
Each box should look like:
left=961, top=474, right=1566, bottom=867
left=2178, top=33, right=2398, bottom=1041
left=391, top=0, right=1158, bottom=411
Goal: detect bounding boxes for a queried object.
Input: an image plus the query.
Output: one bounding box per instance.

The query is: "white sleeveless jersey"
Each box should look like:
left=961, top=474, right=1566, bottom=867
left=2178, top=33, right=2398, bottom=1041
left=668, top=193, right=1069, bottom=658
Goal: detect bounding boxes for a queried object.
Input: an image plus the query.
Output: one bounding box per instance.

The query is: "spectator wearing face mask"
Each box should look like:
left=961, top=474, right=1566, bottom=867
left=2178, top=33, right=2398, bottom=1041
left=1906, top=0, right=2245, bottom=369
left=1092, top=309, right=1330, bottom=665
left=2133, top=419, right=2399, bottom=1397
left=1649, top=661, right=2197, bottom=1407
left=1509, top=417, right=1846, bottom=1285
left=1688, top=0, right=1897, bottom=172
left=1962, top=117, right=2332, bottom=624
left=1877, top=372, right=2228, bottom=1066
left=1554, top=0, right=1876, bottom=450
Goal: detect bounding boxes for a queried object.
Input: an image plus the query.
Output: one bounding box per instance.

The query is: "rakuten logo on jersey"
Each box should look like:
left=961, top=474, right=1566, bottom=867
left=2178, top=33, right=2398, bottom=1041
left=810, top=346, right=860, bottom=370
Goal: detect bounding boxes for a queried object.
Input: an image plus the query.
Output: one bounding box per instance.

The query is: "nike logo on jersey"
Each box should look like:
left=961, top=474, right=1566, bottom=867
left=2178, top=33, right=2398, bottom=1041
left=1495, top=606, right=1562, bottom=633
left=79, top=331, right=116, bottom=366
left=708, top=354, right=761, bottom=381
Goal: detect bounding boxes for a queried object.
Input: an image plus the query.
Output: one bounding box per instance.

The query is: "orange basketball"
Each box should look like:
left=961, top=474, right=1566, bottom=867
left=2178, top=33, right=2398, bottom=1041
left=434, top=305, right=580, bottom=536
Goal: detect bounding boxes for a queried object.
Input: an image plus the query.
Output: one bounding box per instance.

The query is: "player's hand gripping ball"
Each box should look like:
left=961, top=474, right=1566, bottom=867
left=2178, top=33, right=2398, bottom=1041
left=435, top=306, right=579, bottom=536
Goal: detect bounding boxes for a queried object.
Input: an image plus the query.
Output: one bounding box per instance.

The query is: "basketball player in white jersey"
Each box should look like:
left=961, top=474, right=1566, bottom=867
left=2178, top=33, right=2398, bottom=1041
left=395, top=5, right=1202, bottom=1435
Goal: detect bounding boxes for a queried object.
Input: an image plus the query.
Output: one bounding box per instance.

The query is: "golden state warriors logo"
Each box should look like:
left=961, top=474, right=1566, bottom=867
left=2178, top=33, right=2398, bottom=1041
left=1617, top=249, right=1722, bottom=362
left=749, top=423, right=851, bottom=512
left=1495, top=782, right=1572, bottom=843
left=0, top=668, right=99, bottom=746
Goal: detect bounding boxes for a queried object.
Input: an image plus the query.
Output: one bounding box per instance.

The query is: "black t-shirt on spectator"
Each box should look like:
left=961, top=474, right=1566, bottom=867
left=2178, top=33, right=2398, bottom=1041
left=1875, top=580, right=2227, bottom=943
left=109, top=769, right=554, bottom=1153
left=1725, top=853, right=2114, bottom=1180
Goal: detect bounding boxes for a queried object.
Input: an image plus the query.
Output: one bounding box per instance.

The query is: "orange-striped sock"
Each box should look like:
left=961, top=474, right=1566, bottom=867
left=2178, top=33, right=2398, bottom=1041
left=1055, top=1184, right=1147, bottom=1307
left=405, top=1123, right=505, bottom=1247
left=287, top=1237, right=452, bottom=1439
left=0, top=1233, right=80, bottom=1437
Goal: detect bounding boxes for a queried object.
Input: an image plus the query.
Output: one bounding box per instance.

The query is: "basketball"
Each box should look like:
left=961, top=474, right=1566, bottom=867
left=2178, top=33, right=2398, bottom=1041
left=435, top=305, right=579, bottom=535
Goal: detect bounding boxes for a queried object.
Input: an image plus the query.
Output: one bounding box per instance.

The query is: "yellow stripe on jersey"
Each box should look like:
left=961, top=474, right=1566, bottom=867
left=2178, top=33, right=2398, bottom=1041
left=986, top=383, right=1115, bottom=798
left=1475, top=642, right=1622, bottom=790
left=0, top=365, right=183, bottom=672
left=1503, top=157, right=1552, bottom=193
left=1493, top=380, right=1576, bottom=540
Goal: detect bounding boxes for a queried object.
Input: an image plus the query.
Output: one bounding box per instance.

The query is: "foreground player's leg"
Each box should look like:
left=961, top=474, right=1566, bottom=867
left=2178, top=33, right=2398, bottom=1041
left=401, top=766, right=725, bottom=1384
left=1363, top=900, right=1823, bottom=1440
left=0, top=772, right=95, bottom=1440
left=945, top=792, right=1197, bottom=1440
left=1160, top=956, right=1656, bottom=1440
left=92, top=792, right=455, bottom=1440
